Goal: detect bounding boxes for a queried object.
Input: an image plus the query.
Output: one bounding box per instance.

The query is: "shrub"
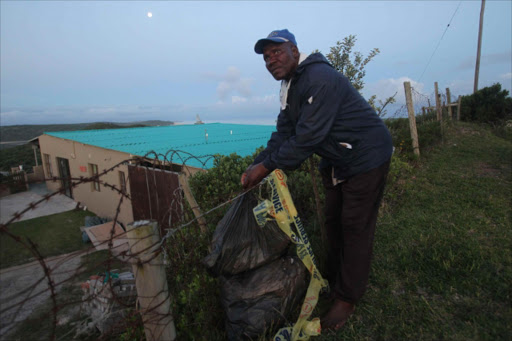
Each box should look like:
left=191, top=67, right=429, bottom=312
left=384, top=112, right=443, bottom=159
left=383, top=152, right=414, bottom=209
left=188, top=149, right=324, bottom=227
left=460, top=83, right=512, bottom=125
left=188, top=152, right=255, bottom=224
left=166, top=225, right=225, bottom=340
left=178, top=137, right=415, bottom=339
left=179, top=151, right=325, bottom=340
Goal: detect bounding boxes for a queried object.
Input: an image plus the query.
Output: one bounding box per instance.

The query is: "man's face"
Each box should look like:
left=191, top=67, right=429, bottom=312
left=262, top=42, right=299, bottom=81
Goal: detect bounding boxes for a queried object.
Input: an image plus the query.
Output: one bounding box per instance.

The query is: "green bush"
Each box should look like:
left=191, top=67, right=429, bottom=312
left=183, top=151, right=328, bottom=337
left=166, top=225, right=225, bottom=340
left=383, top=152, right=414, bottom=210
left=460, top=83, right=512, bottom=125
left=384, top=113, right=443, bottom=159
left=188, top=152, right=255, bottom=223
left=0, top=144, right=41, bottom=172
left=175, top=135, right=416, bottom=339
left=188, top=150, right=324, bottom=227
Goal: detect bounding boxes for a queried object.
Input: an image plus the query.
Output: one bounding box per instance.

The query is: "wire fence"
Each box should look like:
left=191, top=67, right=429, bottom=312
left=0, top=151, right=246, bottom=341
left=0, top=82, right=462, bottom=340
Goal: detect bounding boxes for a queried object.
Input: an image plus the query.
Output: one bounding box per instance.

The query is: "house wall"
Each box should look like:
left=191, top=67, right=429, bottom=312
left=38, top=134, right=134, bottom=225
left=27, top=165, right=45, bottom=183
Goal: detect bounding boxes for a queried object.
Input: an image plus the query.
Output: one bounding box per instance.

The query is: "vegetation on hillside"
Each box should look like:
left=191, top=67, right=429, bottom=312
left=167, top=119, right=512, bottom=340
left=0, top=120, right=174, bottom=145
left=164, top=39, right=512, bottom=341
left=78, top=122, right=146, bottom=130
left=0, top=144, right=41, bottom=172
left=460, top=83, right=512, bottom=125
left=460, top=83, right=512, bottom=141
left=1, top=33, right=510, bottom=340
left=0, top=120, right=173, bottom=171
left=3, top=119, right=510, bottom=341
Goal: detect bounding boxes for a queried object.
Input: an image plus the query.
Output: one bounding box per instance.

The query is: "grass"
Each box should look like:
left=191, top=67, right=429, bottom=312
left=170, top=121, right=511, bottom=340
left=2, top=121, right=510, bottom=340
left=0, top=205, right=133, bottom=341
left=0, top=209, right=96, bottom=269
left=319, top=122, right=512, bottom=340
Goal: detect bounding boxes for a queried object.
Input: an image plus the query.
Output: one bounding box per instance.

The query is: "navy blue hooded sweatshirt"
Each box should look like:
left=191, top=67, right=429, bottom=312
left=253, top=53, right=393, bottom=181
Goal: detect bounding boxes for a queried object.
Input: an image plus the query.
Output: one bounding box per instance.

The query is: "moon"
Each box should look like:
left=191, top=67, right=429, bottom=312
left=147, top=12, right=153, bottom=18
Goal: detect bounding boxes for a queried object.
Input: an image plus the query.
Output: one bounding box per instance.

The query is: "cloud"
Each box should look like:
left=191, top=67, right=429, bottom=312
left=0, top=94, right=281, bottom=126
left=230, top=93, right=278, bottom=105
left=202, top=66, right=253, bottom=102
left=217, top=82, right=232, bottom=101
left=252, top=94, right=278, bottom=105
left=365, top=76, right=426, bottom=104
left=500, top=72, right=512, bottom=80
left=231, top=96, right=247, bottom=104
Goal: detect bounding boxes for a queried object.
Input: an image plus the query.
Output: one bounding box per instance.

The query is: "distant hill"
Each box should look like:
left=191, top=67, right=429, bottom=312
left=79, top=122, right=146, bottom=130
left=0, top=120, right=174, bottom=149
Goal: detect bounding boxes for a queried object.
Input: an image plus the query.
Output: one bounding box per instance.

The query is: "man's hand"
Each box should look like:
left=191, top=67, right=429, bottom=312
left=241, top=162, right=270, bottom=189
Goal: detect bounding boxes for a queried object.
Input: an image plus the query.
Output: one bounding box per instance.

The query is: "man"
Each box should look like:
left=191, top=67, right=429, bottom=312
left=241, top=29, right=393, bottom=331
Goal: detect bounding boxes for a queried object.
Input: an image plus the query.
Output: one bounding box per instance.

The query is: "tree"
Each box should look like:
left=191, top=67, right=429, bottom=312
left=320, top=35, right=396, bottom=117
left=367, top=92, right=397, bottom=118
left=325, top=35, right=379, bottom=91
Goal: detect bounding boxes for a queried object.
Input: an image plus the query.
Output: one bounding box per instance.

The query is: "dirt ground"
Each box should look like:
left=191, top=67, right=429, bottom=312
left=0, top=251, right=86, bottom=338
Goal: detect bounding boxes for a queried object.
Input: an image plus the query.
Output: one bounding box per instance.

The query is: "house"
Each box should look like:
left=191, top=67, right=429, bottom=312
left=35, top=123, right=275, bottom=229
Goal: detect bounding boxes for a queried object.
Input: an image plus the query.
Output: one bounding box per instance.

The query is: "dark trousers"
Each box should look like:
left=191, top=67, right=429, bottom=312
left=320, top=160, right=390, bottom=304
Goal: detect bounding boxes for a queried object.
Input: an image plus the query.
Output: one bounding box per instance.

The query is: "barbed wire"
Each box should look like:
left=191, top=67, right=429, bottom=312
left=0, top=148, right=252, bottom=340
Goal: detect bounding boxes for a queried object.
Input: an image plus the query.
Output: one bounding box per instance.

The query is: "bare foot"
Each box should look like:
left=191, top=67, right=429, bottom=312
left=321, top=299, right=355, bottom=331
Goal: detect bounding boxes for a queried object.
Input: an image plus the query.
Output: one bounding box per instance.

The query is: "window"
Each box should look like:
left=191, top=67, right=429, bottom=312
left=43, top=154, right=53, bottom=179
left=89, top=163, right=100, bottom=192
left=119, top=171, right=127, bottom=194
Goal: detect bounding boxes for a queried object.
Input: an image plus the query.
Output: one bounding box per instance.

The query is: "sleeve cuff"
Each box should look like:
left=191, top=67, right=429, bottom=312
left=262, top=158, right=277, bottom=172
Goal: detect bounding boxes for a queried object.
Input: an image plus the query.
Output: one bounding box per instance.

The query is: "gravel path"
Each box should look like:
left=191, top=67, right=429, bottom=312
left=0, top=250, right=86, bottom=338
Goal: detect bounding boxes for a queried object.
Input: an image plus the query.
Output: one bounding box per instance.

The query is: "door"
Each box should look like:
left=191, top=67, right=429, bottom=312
left=128, top=165, right=182, bottom=232
left=57, top=157, right=73, bottom=198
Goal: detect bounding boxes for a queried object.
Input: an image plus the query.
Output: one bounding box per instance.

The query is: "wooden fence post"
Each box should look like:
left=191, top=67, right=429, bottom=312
left=178, top=173, right=208, bottom=234
left=457, top=95, right=462, bottom=121
left=446, top=88, right=452, bottom=120
left=126, top=221, right=177, bottom=341
left=435, top=82, right=445, bottom=141
left=403, top=82, right=420, bottom=157
left=435, top=82, right=442, bottom=122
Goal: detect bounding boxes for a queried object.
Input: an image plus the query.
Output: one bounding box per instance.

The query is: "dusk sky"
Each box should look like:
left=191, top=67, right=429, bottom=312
left=1, top=1, right=511, bottom=126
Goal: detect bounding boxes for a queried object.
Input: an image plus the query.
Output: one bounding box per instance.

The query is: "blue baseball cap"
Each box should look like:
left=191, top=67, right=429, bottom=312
left=254, top=29, right=297, bottom=54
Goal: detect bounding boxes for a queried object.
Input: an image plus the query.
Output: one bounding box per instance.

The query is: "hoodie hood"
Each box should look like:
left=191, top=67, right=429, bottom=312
left=279, top=53, right=331, bottom=110
left=295, top=52, right=332, bottom=74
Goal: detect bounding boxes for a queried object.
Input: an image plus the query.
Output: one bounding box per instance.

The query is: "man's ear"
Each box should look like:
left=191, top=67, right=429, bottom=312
left=291, top=45, right=300, bottom=60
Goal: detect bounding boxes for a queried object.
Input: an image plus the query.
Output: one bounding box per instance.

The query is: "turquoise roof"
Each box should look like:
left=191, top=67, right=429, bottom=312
left=45, top=123, right=275, bottom=169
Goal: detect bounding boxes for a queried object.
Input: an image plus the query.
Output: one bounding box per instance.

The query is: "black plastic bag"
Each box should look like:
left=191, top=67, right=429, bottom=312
left=203, top=192, right=290, bottom=276
left=221, top=256, right=308, bottom=340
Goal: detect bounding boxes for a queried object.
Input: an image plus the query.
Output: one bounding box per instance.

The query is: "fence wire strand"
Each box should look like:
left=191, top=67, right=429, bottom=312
left=0, top=150, right=247, bottom=340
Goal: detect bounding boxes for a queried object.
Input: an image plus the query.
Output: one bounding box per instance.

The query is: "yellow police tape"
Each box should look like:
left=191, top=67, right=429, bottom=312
left=253, top=169, right=329, bottom=341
